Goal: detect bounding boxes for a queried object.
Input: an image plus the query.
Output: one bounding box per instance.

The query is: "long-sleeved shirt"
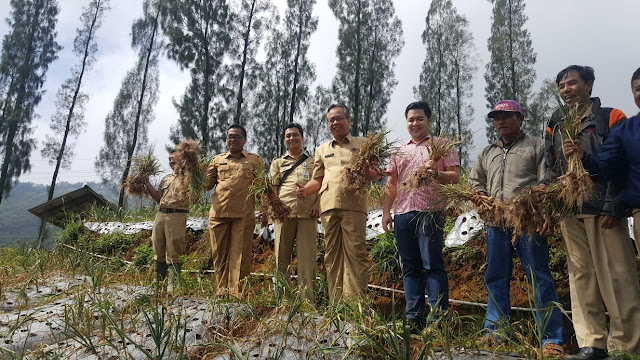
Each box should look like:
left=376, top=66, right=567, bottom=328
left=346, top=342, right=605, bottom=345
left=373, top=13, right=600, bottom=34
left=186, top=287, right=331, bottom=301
left=582, top=115, right=640, bottom=210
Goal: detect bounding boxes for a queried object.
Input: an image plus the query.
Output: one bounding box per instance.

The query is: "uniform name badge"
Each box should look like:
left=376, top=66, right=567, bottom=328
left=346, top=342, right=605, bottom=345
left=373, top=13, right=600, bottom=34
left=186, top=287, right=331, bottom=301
left=302, top=168, right=310, bottom=181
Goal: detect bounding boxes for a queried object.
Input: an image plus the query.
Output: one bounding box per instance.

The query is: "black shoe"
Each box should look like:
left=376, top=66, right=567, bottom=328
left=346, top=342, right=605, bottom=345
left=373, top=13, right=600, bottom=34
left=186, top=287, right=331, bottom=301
left=407, top=317, right=425, bottom=334
left=565, top=347, right=608, bottom=360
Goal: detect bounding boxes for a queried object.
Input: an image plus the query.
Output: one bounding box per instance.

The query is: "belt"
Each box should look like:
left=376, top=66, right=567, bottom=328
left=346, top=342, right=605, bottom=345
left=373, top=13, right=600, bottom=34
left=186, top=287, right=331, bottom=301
left=159, top=208, right=188, bottom=214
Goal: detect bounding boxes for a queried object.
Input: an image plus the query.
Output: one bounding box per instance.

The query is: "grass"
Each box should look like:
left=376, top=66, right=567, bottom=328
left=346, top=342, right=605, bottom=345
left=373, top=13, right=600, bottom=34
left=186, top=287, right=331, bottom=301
left=3, top=211, right=638, bottom=359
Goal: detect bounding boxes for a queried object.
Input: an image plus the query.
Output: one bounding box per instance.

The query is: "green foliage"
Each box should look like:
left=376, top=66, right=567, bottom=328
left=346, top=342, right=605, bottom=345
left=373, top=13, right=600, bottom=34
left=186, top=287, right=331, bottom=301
left=40, top=0, right=110, bottom=204
left=181, top=251, right=211, bottom=272
left=251, top=0, right=318, bottom=162
left=133, top=244, right=155, bottom=267
left=161, top=0, right=233, bottom=153
left=484, top=0, right=537, bottom=143
left=55, top=216, right=89, bottom=247
left=0, top=0, right=62, bottom=203
left=95, top=0, right=161, bottom=207
left=414, top=0, right=477, bottom=167
left=329, top=0, right=404, bottom=136
left=368, top=232, right=402, bottom=282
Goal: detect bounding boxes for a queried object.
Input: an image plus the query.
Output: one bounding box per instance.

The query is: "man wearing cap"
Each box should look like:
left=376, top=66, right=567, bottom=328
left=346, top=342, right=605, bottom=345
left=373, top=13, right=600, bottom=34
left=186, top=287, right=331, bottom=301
left=146, top=149, right=189, bottom=292
left=270, top=122, right=320, bottom=303
left=469, top=100, right=565, bottom=356
left=206, top=124, right=265, bottom=297
left=546, top=65, right=640, bottom=359
left=296, top=104, right=382, bottom=301
left=382, top=101, right=460, bottom=331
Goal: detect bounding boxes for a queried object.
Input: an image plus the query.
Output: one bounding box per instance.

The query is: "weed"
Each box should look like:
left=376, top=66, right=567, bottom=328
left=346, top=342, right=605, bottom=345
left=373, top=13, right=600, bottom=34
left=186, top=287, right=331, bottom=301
left=368, top=232, right=402, bottom=283
left=133, top=244, right=155, bottom=267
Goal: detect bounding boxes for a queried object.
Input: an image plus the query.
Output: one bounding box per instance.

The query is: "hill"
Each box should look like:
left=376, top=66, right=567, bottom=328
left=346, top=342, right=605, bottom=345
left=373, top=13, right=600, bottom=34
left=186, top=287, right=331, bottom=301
left=0, top=181, right=118, bottom=247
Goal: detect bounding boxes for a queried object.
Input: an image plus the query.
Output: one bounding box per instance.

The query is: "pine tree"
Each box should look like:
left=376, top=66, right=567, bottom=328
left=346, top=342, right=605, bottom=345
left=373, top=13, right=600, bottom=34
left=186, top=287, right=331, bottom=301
left=161, top=0, right=232, bottom=153
left=527, top=79, right=555, bottom=138
left=228, top=0, right=275, bottom=125
left=484, top=0, right=537, bottom=142
left=330, top=0, right=403, bottom=136
left=414, top=0, right=477, bottom=166
left=41, top=0, right=110, bottom=203
left=95, top=0, right=161, bottom=207
left=251, top=0, right=317, bottom=163
left=304, top=84, right=332, bottom=151
left=0, top=0, right=61, bottom=204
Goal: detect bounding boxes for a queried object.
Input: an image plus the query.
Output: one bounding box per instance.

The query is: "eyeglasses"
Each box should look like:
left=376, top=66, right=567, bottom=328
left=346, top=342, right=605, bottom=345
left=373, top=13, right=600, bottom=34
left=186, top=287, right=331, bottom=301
left=328, top=116, right=346, bottom=123
left=227, top=135, right=244, bottom=140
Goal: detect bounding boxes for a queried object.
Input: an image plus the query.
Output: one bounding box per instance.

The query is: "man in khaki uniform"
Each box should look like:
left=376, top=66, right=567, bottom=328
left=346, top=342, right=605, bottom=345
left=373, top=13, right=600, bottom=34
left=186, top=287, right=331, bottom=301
left=207, top=125, right=265, bottom=296
left=297, top=104, right=382, bottom=301
left=270, top=123, right=319, bottom=303
left=146, top=151, right=189, bottom=291
left=546, top=65, right=640, bottom=359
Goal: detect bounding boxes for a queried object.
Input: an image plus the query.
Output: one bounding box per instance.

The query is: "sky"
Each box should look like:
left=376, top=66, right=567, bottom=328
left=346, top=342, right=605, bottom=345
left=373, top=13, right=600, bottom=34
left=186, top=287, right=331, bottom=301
left=1, top=0, right=639, bottom=188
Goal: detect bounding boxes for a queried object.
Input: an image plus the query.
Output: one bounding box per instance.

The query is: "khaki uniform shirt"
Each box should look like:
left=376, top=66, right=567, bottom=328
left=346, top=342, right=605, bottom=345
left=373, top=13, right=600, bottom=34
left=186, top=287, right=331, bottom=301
left=313, top=134, right=367, bottom=214
left=158, top=173, right=189, bottom=210
left=270, top=151, right=318, bottom=218
left=207, top=150, right=264, bottom=218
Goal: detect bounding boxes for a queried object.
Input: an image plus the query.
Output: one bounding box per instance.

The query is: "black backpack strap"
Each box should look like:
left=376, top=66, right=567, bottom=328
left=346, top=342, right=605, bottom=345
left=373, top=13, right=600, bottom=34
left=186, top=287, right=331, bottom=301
left=595, top=107, right=612, bottom=140
left=278, top=154, right=309, bottom=186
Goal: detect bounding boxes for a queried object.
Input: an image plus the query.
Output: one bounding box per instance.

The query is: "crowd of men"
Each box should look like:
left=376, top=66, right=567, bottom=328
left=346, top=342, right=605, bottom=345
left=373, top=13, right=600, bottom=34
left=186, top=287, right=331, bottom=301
left=147, top=65, right=640, bottom=359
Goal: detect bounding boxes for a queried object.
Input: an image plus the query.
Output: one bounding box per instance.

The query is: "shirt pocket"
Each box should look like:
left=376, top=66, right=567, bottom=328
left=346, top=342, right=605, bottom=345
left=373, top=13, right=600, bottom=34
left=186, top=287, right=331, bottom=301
left=218, top=165, right=230, bottom=180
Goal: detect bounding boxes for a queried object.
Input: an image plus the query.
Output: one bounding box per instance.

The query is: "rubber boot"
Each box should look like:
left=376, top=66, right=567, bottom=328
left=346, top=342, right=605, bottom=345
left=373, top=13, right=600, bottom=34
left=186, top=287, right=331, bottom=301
left=167, top=263, right=182, bottom=293
left=155, top=261, right=168, bottom=283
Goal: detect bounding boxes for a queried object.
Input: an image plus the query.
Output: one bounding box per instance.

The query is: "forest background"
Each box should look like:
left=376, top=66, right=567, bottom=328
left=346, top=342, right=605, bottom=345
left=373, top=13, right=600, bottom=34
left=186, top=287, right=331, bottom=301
left=1, top=0, right=639, bottom=243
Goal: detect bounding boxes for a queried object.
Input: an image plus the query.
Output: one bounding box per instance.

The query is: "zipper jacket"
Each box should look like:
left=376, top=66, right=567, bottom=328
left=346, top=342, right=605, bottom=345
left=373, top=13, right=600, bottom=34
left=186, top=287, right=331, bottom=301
left=544, top=97, right=627, bottom=217
left=469, top=132, right=554, bottom=203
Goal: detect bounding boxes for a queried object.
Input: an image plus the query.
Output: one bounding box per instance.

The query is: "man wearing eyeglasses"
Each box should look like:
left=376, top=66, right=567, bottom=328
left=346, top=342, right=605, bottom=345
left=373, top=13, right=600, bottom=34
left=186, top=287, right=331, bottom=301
left=297, top=104, right=383, bottom=301
left=206, top=124, right=265, bottom=297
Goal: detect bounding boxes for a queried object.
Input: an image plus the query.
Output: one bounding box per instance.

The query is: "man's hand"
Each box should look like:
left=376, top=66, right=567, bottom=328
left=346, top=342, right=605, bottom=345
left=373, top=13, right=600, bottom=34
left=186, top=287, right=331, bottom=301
left=309, top=201, right=320, bottom=218
left=600, top=215, right=617, bottom=229
left=563, top=139, right=584, bottom=158
left=296, top=183, right=306, bottom=199
left=425, top=159, right=439, bottom=180
left=364, top=167, right=385, bottom=181
left=471, top=194, right=488, bottom=207
left=382, top=212, right=393, bottom=233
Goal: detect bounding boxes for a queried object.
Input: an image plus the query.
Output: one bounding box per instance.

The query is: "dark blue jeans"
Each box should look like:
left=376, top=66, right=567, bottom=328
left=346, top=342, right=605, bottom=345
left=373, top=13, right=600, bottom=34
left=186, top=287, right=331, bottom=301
left=394, top=211, right=448, bottom=323
left=484, top=226, right=565, bottom=345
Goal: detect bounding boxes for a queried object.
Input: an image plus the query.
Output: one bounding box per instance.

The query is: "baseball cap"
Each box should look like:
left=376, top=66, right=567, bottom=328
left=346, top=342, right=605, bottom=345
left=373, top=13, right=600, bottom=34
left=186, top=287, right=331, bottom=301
left=487, top=100, right=523, bottom=118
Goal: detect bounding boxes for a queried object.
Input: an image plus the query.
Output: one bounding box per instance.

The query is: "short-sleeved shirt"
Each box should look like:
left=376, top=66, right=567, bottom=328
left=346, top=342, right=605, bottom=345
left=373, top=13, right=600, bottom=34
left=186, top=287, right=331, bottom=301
left=270, top=151, right=318, bottom=218
left=386, top=136, right=460, bottom=214
left=312, top=134, right=368, bottom=214
left=158, top=173, right=189, bottom=210
left=206, top=150, right=264, bottom=218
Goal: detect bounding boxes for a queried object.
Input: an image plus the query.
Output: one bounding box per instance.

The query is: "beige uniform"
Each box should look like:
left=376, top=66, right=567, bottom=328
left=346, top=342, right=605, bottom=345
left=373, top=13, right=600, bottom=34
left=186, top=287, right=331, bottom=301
left=270, top=151, right=318, bottom=303
left=151, top=173, right=189, bottom=264
left=313, top=134, right=368, bottom=301
left=207, top=150, right=264, bottom=295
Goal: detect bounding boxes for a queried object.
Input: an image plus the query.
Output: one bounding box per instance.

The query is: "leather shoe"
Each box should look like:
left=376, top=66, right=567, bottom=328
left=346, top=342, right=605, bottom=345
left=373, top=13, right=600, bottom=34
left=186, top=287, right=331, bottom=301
left=565, top=347, right=608, bottom=360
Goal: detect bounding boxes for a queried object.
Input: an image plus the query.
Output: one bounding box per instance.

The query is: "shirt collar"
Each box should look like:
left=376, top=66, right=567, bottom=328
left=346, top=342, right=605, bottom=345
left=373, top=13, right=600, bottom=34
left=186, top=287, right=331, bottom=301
left=407, top=135, right=431, bottom=146
left=225, top=150, right=248, bottom=159
left=331, top=133, right=353, bottom=147
left=283, top=150, right=309, bottom=160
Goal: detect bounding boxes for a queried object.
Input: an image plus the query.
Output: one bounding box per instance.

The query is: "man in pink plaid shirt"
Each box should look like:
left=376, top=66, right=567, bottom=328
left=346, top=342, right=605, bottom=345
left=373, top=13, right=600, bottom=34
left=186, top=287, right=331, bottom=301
left=382, top=101, right=460, bottom=331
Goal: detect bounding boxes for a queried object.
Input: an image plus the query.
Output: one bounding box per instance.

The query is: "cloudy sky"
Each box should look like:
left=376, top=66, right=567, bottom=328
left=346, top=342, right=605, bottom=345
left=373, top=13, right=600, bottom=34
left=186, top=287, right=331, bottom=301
left=1, top=0, right=639, bottom=187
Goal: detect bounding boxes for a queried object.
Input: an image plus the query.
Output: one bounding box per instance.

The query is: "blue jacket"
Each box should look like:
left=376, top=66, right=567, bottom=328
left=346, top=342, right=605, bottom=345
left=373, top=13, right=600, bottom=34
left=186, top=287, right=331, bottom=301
left=583, top=115, right=640, bottom=210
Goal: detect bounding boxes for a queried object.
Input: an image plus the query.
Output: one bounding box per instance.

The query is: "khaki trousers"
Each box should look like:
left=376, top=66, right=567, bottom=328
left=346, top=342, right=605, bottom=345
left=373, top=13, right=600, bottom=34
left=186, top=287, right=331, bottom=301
left=321, top=209, right=368, bottom=302
left=151, top=212, right=187, bottom=264
left=241, top=217, right=256, bottom=281
left=275, top=217, right=318, bottom=303
left=633, top=209, right=640, bottom=254
left=561, top=215, right=640, bottom=354
left=209, top=214, right=249, bottom=296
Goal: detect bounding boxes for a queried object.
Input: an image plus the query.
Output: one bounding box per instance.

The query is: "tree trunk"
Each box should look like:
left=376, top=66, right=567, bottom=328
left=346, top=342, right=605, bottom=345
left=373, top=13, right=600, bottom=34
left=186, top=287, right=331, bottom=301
left=363, top=30, right=378, bottom=134
left=289, top=1, right=304, bottom=124
left=508, top=0, right=516, bottom=99
left=0, top=0, right=44, bottom=205
left=234, top=0, right=256, bottom=124
left=118, top=8, right=160, bottom=208
left=352, top=0, right=363, bottom=136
